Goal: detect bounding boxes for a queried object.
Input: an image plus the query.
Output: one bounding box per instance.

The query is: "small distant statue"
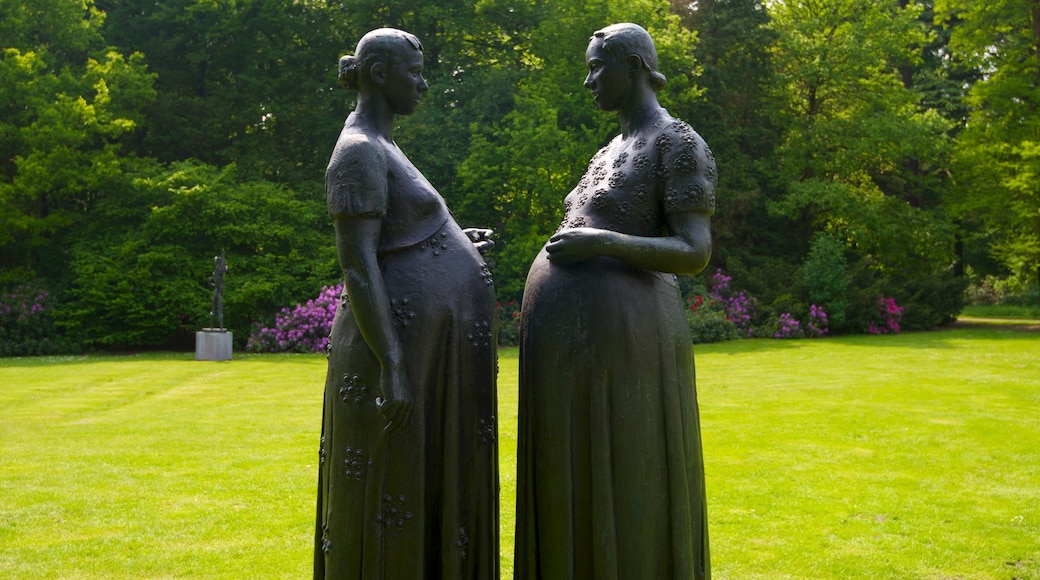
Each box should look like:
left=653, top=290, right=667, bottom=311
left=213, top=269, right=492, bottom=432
left=208, top=250, right=228, bottom=330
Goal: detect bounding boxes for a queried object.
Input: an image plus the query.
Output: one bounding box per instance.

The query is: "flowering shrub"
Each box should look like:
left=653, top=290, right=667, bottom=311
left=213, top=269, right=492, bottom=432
left=805, top=304, right=829, bottom=338
left=247, top=283, right=342, bottom=353
left=686, top=287, right=740, bottom=344
left=497, top=299, right=521, bottom=346
left=0, top=283, right=63, bottom=356
left=707, top=269, right=757, bottom=337
left=773, top=312, right=802, bottom=338
left=867, top=297, right=904, bottom=334
left=690, top=271, right=838, bottom=341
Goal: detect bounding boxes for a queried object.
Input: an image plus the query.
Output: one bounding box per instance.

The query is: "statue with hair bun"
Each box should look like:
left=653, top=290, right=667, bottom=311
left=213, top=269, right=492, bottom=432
left=515, top=23, right=715, bottom=579
left=314, top=27, right=499, bottom=580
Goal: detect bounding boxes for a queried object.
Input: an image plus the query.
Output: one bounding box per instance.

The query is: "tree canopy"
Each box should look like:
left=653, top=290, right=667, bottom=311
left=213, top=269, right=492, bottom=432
left=1, top=0, right=1035, bottom=349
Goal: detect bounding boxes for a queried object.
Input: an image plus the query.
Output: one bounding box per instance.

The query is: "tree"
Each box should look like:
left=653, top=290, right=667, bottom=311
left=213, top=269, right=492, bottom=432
left=458, top=0, right=702, bottom=299
left=761, top=0, right=966, bottom=328
left=97, top=0, right=346, bottom=184
left=937, top=0, right=1040, bottom=290
left=57, top=161, right=337, bottom=349
left=669, top=0, right=793, bottom=299
left=0, top=0, right=156, bottom=284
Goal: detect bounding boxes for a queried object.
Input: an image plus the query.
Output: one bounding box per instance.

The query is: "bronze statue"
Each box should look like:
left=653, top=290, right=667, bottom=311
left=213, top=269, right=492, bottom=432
left=208, top=250, right=227, bottom=330
left=514, top=23, right=715, bottom=579
left=313, top=28, right=500, bottom=579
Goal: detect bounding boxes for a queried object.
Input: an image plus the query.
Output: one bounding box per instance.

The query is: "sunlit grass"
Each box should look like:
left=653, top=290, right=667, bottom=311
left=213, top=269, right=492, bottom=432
left=961, top=303, right=1040, bottom=320
left=1, top=326, right=1038, bottom=579
left=695, top=329, right=1040, bottom=579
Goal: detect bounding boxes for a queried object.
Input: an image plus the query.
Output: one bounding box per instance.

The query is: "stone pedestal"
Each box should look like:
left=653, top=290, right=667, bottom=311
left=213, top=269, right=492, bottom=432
left=196, top=329, right=233, bottom=361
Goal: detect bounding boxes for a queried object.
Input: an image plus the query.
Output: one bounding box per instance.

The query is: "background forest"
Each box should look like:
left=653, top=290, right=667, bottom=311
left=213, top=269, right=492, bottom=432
left=1, top=0, right=1038, bottom=352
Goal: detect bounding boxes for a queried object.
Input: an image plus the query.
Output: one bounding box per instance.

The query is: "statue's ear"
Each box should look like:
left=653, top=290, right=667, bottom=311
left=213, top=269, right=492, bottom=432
left=370, top=60, right=388, bottom=86
left=627, top=54, right=644, bottom=75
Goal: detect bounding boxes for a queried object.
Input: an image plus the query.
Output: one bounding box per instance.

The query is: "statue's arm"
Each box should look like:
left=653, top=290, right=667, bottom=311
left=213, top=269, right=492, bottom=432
left=544, top=212, right=711, bottom=276
left=335, top=216, right=412, bottom=433
left=546, top=125, right=714, bottom=276
left=329, top=139, right=411, bottom=433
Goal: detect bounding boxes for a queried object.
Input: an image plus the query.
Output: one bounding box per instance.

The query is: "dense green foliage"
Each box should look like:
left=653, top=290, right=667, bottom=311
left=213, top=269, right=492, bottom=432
left=57, top=161, right=336, bottom=349
left=1, top=0, right=1036, bottom=350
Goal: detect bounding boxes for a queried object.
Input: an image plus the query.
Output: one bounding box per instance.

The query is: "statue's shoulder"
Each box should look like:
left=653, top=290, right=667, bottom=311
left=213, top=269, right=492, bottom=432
left=654, top=114, right=713, bottom=169
left=326, top=131, right=391, bottom=218
left=328, top=131, right=387, bottom=171
left=654, top=115, right=704, bottom=145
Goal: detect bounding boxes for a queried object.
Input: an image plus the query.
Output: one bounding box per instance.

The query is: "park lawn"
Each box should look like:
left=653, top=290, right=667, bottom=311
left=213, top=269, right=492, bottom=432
left=961, top=303, right=1040, bottom=320
left=1, top=327, right=1038, bottom=579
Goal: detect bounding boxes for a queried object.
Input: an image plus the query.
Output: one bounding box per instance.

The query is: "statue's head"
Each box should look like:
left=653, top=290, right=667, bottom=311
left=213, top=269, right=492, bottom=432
left=338, top=29, right=427, bottom=114
left=587, top=23, right=667, bottom=92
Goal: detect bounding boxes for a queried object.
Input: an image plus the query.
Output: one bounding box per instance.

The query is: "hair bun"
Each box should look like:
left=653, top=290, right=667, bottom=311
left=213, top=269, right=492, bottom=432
left=338, top=55, right=359, bottom=90
left=649, top=70, right=667, bottom=90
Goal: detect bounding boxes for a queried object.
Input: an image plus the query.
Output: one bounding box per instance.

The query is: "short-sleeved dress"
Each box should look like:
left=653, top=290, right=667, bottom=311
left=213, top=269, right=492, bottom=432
left=314, top=126, right=499, bottom=579
left=515, top=112, right=716, bottom=579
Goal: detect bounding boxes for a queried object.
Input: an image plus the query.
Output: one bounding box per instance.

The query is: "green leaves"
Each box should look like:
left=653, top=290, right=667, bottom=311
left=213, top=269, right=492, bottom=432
left=453, top=0, right=703, bottom=299
left=937, top=0, right=1040, bottom=283
left=768, top=0, right=956, bottom=274
left=58, top=161, right=337, bottom=348
left=1, top=0, right=1035, bottom=349
left=0, top=29, right=156, bottom=279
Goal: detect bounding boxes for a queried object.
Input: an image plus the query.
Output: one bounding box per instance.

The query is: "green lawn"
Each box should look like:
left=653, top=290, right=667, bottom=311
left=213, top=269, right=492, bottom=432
left=2, top=326, right=1038, bottom=579
left=961, top=303, right=1040, bottom=320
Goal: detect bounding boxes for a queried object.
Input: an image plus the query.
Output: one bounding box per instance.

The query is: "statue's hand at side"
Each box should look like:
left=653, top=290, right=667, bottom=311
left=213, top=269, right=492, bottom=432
left=545, top=228, right=605, bottom=265
left=463, top=228, right=495, bottom=254
left=376, top=363, right=412, bottom=436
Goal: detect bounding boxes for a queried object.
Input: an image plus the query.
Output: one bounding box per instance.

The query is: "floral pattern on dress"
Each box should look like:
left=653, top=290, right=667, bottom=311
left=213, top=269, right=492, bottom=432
left=556, top=113, right=715, bottom=234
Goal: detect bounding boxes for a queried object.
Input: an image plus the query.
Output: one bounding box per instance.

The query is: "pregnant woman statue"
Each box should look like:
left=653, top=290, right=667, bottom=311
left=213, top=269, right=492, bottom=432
left=515, top=23, right=715, bottom=579
left=314, top=28, right=499, bottom=579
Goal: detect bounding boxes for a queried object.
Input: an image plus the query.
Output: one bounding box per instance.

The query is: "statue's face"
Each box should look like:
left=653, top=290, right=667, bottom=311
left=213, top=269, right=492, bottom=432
left=584, top=37, right=630, bottom=112
left=381, top=47, right=428, bottom=116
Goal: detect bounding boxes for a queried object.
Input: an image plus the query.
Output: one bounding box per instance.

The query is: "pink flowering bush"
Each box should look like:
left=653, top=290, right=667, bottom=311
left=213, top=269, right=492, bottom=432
left=773, top=312, right=802, bottom=338
left=805, top=304, right=829, bottom=338
left=706, top=269, right=758, bottom=337
left=0, top=283, right=64, bottom=356
left=867, top=296, right=904, bottom=334
left=687, top=270, right=840, bottom=342
left=767, top=305, right=830, bottom=339
left=247, top=283, right=343, bottom=353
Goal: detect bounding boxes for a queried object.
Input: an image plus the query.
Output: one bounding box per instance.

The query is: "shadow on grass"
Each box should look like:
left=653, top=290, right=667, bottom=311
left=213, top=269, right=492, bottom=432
left=697, top=322, right=1039, bottom=355
left=0, top=351, right=327, bottom=368
left=3, top=322, right=1036, bottom=366
left=0, top=351, right=195, bottom=367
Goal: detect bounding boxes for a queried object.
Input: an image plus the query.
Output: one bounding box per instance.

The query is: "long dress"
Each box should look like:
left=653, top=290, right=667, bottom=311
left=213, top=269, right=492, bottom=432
left=315, top=123, right=499, bottom=579
left=514, top=112, right=716, bottom=579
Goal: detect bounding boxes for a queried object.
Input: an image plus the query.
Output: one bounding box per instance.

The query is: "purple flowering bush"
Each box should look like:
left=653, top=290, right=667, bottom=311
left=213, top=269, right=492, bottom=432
left=773, top=312, right=802, bottom=338
left=706, top=269, right=758, bottom=337
left=766, top=305, right=830, bottom=339
left=805, top=304, right=829, bottom=338
left=867, top=296, right=904, bottom=334
left=685, top=270, right=837, bottom=342
left=0, top=283, right=64, bottom=356
left=246, top=283, right=342, bottom=353
left=249, top=285, right=525, bottom=351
